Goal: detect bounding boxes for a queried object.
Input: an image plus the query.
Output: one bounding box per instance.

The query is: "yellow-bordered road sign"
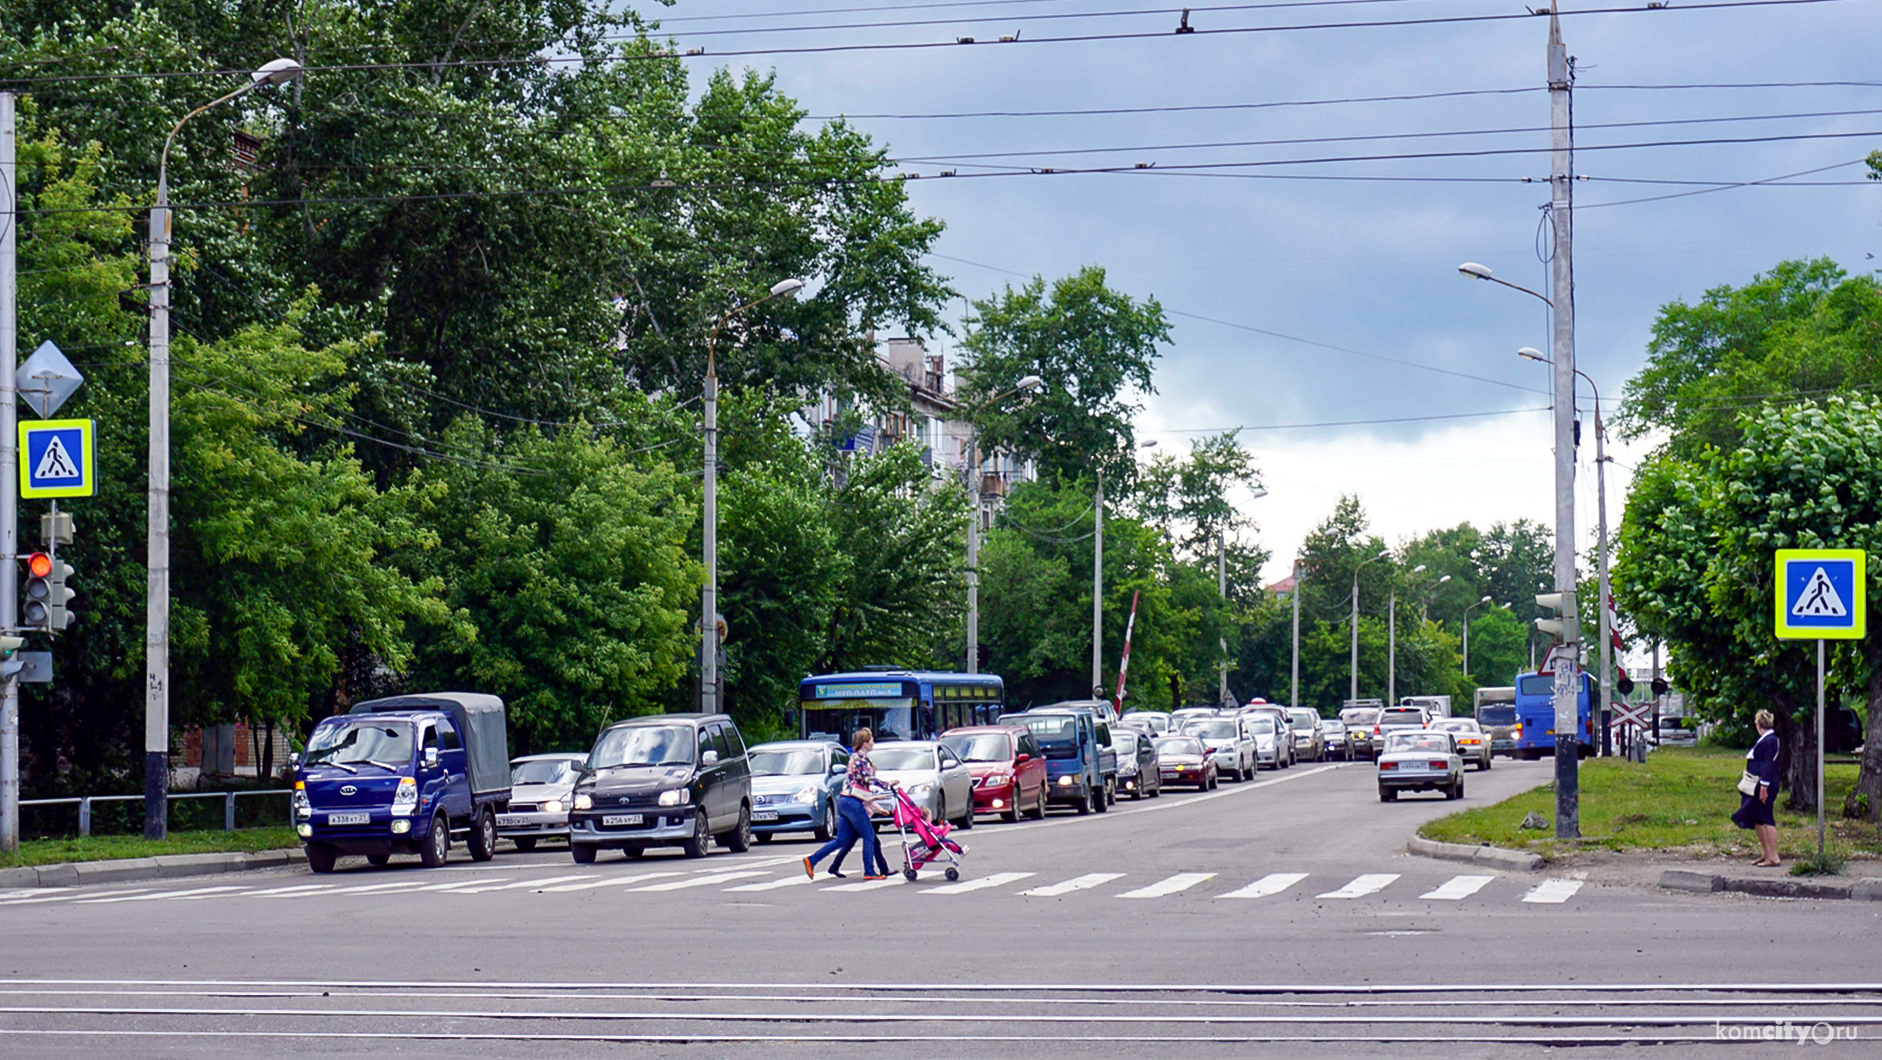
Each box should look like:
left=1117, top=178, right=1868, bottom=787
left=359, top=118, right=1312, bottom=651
left=19, top=418, right=94, bottom=499
left=1775, top=548, right=1866, bottom=640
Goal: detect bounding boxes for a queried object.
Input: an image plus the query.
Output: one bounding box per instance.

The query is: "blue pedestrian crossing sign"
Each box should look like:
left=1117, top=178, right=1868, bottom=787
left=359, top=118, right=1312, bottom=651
left=18, top=419, right=95, bottom=499
left=1775, top=549, right=1865, bottom=640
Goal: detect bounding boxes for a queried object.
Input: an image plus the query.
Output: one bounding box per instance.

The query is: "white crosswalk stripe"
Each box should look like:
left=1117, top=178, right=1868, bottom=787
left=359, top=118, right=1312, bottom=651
left=448, top=874, right=599, bottom=894
left=621, top=870, right=767, bottom=892
left=725, top=875, right=819, bottom=893
left=1020, top=873, right=1125, bottom=897
left=1118, top=873, right=1215, bottom=899
left=0, top=888, right=152, bottom=906
left=822, top=876, right=907, bottom=892
left=244, top=884, right=340, bottom=898
left=1522, top=879, right=1584, bottom=903
left=1316, top=873, right=1399, bottom=899
left=77, top=885, right=245, bottom=905
left=922, top=872, right=1034, bottom=895
left=538, top=872, right=682, bottom=893
left=1218, top=873, right=1310, bottom=899
left=1420, top=875, right=1496, bottom=900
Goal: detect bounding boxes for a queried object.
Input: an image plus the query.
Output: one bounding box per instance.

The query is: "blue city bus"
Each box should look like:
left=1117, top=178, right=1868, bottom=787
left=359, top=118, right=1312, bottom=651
left=1513, top=670, right=1595, bottom=759
left=797, top=670, right=1006, bottom=743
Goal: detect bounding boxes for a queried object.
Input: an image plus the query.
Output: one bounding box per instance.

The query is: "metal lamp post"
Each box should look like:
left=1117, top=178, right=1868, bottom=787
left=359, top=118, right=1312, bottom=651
left=1092, top=439, right=1158, bottom=695
left=1388, top=564, right=1428, bottom=707
left=1218, top=486, right=1266, bottom=706
left=1462, top=596, right=1496, bottom=680
left=700, top=277, right=804, bottom=714
left=144, top=57, right=303, bottom=841
left=1421, top=573, right=1451, bottom=623
left=963, top=374, right=1043, bottom=674
left=1349, top=549, right=1391, bottom=705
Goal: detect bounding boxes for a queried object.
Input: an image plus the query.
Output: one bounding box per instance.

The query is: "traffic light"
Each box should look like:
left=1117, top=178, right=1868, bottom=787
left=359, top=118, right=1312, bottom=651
left=46, top=557, right=74, bottom=631
left=1534, top=592, right=1570, bottom=641
left=1650, top=676, right=1669, bottom=698
left=1616, top=671, right=1636, bottom=696
left=22, top=552, right=52, bottom=631
left=976, top=643, right=990, bottom=670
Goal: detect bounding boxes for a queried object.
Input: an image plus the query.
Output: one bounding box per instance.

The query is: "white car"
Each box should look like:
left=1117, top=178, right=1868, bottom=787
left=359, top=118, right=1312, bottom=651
left=869, top=741, right=976, bottom=829
left=499, top=753, right=587, bottom=850
left=1377, top=730, right=1464, bottom=801
left=1240, top=713, right=1289, bottom=769
left=1180, top=716, right=1256, bottom=781
left=1433, top=718, right=1494, bottom=771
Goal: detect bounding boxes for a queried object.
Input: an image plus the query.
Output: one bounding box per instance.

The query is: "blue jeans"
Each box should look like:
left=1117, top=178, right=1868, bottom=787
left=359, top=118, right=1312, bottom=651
left=808, top=795, right=885, bottom=875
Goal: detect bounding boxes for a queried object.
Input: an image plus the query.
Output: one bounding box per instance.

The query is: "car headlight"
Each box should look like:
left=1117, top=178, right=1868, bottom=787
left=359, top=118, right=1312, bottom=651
left=293, top=790, right=311, bottom=819
left=390, top=819, right=411, bottom=834
left=911, top=783, right=934, bottom=798
left=390, top=777, right=418, bottom=816
left=1058, top=775, right=1074, bottom=786
left=984, top=773, right=1013, bottom=787
left=541, top=799, right=564, bottom=814
left=793, top=784, right=820, bottom=804
left=658, top=788, right=690, bottom=807
left=573, top=792, right=593, bottom=810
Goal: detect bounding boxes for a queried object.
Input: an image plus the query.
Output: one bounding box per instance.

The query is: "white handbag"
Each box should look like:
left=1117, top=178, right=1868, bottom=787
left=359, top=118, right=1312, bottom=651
left=1737, top=770, right=1761, bottom=797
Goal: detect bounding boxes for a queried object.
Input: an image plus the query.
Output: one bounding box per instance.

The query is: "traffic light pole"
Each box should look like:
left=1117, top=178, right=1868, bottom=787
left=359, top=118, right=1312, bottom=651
left=0, top=92, right=19, bottom=855
left=1546, top=11, right=1581, bottom=839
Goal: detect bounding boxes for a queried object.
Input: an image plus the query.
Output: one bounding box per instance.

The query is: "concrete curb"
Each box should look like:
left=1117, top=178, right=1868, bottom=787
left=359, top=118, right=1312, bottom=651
left=1406, top=836, right=1545, bottom=871
left=0, top=847, right=304, bottom=890
left=1657, top=869, right=1882, bottom=901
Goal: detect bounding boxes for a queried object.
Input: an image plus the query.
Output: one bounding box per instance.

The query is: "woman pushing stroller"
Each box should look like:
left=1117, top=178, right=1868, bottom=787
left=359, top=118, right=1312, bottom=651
left=803, top=728, right=890, bottom=880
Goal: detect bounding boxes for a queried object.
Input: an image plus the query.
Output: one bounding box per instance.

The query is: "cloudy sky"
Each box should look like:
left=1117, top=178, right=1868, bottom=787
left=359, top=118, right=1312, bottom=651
left=661, top=0, right=1881, bottom=581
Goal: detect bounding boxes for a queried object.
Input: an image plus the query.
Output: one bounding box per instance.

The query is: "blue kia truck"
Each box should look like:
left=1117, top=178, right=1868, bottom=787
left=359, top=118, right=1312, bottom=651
left=999, top=704, right=1119, bottom=815
left=294, top=693, right=511, bottom=872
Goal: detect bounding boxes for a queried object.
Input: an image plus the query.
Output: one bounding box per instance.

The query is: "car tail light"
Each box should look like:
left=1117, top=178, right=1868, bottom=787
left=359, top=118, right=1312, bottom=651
left=1380, top=762, right=1397, bottom=771
left=1429, top=760, right=1449, bottom=769
left=1373, top=725, right=1382, bottom=736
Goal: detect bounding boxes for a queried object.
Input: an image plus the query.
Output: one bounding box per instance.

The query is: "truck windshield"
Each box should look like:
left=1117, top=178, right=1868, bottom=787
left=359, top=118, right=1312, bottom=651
left=304, top=722, right=413, bottom=770
left=591, top=726, right=694, bottom=768
left=1478, top=706, right=1518, bottom=726
left=1016, top=715, right=1080, bottom=757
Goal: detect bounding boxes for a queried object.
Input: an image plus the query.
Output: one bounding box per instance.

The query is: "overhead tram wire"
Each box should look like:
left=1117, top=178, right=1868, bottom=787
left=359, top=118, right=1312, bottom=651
left=0, top=0, right=1865, bottom=85
left=1580, top=157, right=1872, bottom=209
left=927, top=252, right=1550, bottom=398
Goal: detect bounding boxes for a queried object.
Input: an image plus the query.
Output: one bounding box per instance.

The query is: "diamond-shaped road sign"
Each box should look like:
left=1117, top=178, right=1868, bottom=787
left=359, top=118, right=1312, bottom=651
left=17, top=339, right=84, bottom=419
left=1775, top=549, right=1866, bottom=640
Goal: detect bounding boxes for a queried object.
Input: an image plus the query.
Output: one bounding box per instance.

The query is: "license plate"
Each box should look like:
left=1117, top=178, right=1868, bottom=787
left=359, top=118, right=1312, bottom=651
left=752, top=810, right=779, bottom=822
left=496, top=815, right=526, bottom=827
left=602, top=814, right=642, bottom=827
left=327, top=812, right=369, bottom=825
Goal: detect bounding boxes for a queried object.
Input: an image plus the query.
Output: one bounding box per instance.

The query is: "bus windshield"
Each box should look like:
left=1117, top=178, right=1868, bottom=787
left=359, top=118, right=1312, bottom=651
left=801, top=698, right=917, bottom=743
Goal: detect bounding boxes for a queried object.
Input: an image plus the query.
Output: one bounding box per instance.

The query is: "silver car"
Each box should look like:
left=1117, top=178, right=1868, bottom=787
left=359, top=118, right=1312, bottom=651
left=1287, top=708, right=1326, bottom=762
left=1377, top=730, right=1464, bottom=801
left=499, top=753, right=587, bottom=850
left=1320, top=719, right=1349, bottom=760
left=1241, top=713, right=1288, bottom=769
left=1181, top=717, right=1256, bottom=781
left=870, top=741, right=976, bottom=829
left=1433, top=718, right=1494, bottom=771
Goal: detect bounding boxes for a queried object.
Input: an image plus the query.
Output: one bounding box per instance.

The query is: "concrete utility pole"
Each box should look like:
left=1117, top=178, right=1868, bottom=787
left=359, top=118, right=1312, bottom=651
left=1387, top=592, right=1396, bottom=708
left=1546, top=9, right=1582, bottom=839
left=1091, top=469, right=1103, bottom=694
left=965, top=426, right=981, bottom=674
left=1595, top=399, right=1613, bottom=758
left=1289, top=558, right=1301, bottom=708
left=1217, top=532, right=1229, bottom=705
left=0, top=92, right=18, bottom=854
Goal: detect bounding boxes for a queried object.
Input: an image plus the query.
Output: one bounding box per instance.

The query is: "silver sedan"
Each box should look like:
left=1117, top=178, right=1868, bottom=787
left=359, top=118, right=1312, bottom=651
left=870, top=741, right=976, bottom=829
left=499, top=753, right=587, bottom=850
left=1376, top=730, right=1464, bottom=801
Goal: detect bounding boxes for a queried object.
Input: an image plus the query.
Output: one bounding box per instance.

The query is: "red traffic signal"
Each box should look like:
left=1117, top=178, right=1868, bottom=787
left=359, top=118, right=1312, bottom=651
left=26, top=552, right=51, bottom=579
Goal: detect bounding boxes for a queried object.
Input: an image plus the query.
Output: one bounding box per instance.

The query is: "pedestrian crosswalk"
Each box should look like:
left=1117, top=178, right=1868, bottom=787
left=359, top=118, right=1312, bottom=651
left=0, top=865, right=1589, bottom=909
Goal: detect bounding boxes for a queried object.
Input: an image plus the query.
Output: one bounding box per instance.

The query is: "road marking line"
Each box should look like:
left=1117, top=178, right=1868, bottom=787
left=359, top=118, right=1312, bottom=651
left=1521, top=879, right=1584, bottom=904
left=241, top=885, right=339, bottom=898
left=1118, top=873, right=1215, bottom=899
left=1316, top=874, right=1399, bottom=899
left=1019, top=873, right=1124, bottom=897
left=538, top=872, right=682, bottom=893
left=1218, top=873, right=1310, bottom=899
left=0, top=889, right=145, bottom=906
left=448, top=874, right=599, bottom=894
left=317, top=880, right=448, bottom=897
left=724, top=876, right=819, bottom=893
left=77, top=885, right=245, bottom=905
left=921, top=872, right=1034, bottom=895
left=822, top=876, right=907, bottom=892
left=622, top=870, right=767, bottom=892
left=1420, top=875, right=1496, bottom=901
left=404, top=878, right=512, bottom=893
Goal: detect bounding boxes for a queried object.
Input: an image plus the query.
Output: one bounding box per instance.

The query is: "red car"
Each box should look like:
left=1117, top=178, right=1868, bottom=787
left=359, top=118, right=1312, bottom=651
left=940, top=724, right=1048, bottom=822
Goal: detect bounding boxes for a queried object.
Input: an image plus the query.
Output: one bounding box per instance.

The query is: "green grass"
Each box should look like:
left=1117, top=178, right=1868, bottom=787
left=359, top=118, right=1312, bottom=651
left=1418, top=747, right=1882, bottom=863
left=0, top=827, right=299, bottom=869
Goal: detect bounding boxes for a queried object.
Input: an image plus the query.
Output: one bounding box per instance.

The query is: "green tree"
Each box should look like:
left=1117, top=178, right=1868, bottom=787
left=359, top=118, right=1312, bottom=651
left=958, top=266, right=1167, bottom=486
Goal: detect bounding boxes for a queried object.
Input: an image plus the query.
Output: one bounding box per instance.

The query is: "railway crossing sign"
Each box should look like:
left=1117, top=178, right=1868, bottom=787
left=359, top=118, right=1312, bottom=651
left=1612, top=700, right=1650, bottom=729
left=1775, top=549, right=1865, bottom=640
left=18, top=419, right=94, bottom=499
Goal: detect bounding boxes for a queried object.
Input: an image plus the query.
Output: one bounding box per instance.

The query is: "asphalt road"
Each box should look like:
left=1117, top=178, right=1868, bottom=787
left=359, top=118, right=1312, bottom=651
left=2, top=757, right=1877, bottom=1057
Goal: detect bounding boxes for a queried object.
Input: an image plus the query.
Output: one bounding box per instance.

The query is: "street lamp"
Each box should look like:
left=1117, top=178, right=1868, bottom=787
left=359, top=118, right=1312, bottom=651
left=1388, top=564, right=1430, bottom=708
left=1463, top=255, right=1581, bottom=837
left=1422, top=573, right=1452, bottom=623
left=1093, top=438, right=1158, bottom=695
left=1462, top=596, right=1499, bottom=681
left=963, top=374, right=1044, bottom=674
left=1220, top=486, right=1267, bottom=706
left=1518, top=346, right=1614, bottom=756
left=700, top=276, right=805, bottom=713
left=144, top=57, right=303, bottom=841
left=1350, top=548, right=1391, bottom=706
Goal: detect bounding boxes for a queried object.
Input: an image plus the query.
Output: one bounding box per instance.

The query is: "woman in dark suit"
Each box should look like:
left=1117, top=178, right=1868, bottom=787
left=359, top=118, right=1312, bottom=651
left=1732, top=709, right=1782, bottom=866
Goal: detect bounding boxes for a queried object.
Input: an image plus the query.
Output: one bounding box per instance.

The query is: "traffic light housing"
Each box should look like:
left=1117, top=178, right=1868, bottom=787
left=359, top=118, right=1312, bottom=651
left=1650, top=676, right=1670, bottom=698
left=976, top=643, right=990, bottom=670
left=1534, top=592, right=1570, bottom=640
left=22, top=551, right=52, bottom=631
left=1615, top=671, right=1635, bottom=696
left=46, top=557, right=74, bottom=631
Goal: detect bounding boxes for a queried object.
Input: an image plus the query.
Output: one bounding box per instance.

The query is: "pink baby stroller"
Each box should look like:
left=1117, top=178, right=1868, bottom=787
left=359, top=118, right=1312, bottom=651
left=887, top=782, right=966, bottom=882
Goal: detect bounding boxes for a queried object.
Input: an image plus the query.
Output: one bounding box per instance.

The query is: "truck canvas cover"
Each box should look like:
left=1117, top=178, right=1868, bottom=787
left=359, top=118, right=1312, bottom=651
left=349, top=692, right=511, bottom=796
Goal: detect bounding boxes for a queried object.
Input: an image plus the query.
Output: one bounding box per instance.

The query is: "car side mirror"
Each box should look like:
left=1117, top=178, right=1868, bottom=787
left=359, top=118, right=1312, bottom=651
left=423, top=747, right=440, bottom=769
left=831, top=761, right=847, bottom=775
left=1016, top=753, right=1030, bottom=764
left=288, top=752, right=301, bottom=768
left=702, top=749, right=720, bottom=766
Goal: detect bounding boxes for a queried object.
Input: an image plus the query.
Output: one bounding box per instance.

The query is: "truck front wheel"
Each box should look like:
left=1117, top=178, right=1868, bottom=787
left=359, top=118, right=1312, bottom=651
left=420, top=813, right=450, bottom=867
left=468, top=807, right=497, bottom=862
left=306, top=843, right=337, bottom=874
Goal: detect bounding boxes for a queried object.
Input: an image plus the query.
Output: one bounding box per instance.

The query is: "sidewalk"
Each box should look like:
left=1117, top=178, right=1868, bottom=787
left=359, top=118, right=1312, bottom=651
left=0, top=847, right=305, bottom=889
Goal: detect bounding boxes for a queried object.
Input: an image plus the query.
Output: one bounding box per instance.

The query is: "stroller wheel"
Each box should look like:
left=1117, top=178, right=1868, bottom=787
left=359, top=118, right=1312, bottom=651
left=944, top=867, right=960, bottom=882
left=903, top=868, right=919, bottom=882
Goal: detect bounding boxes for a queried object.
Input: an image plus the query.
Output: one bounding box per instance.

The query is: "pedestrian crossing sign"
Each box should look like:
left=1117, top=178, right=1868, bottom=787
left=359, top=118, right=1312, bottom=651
left=1775, top=549, right=1865, bottom=640
left=19, top=418, right=94, bottom=499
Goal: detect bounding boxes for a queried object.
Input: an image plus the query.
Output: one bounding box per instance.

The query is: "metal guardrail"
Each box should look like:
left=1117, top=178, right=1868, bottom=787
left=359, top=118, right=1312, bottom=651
left=19, top=789, right=292, bottom=836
